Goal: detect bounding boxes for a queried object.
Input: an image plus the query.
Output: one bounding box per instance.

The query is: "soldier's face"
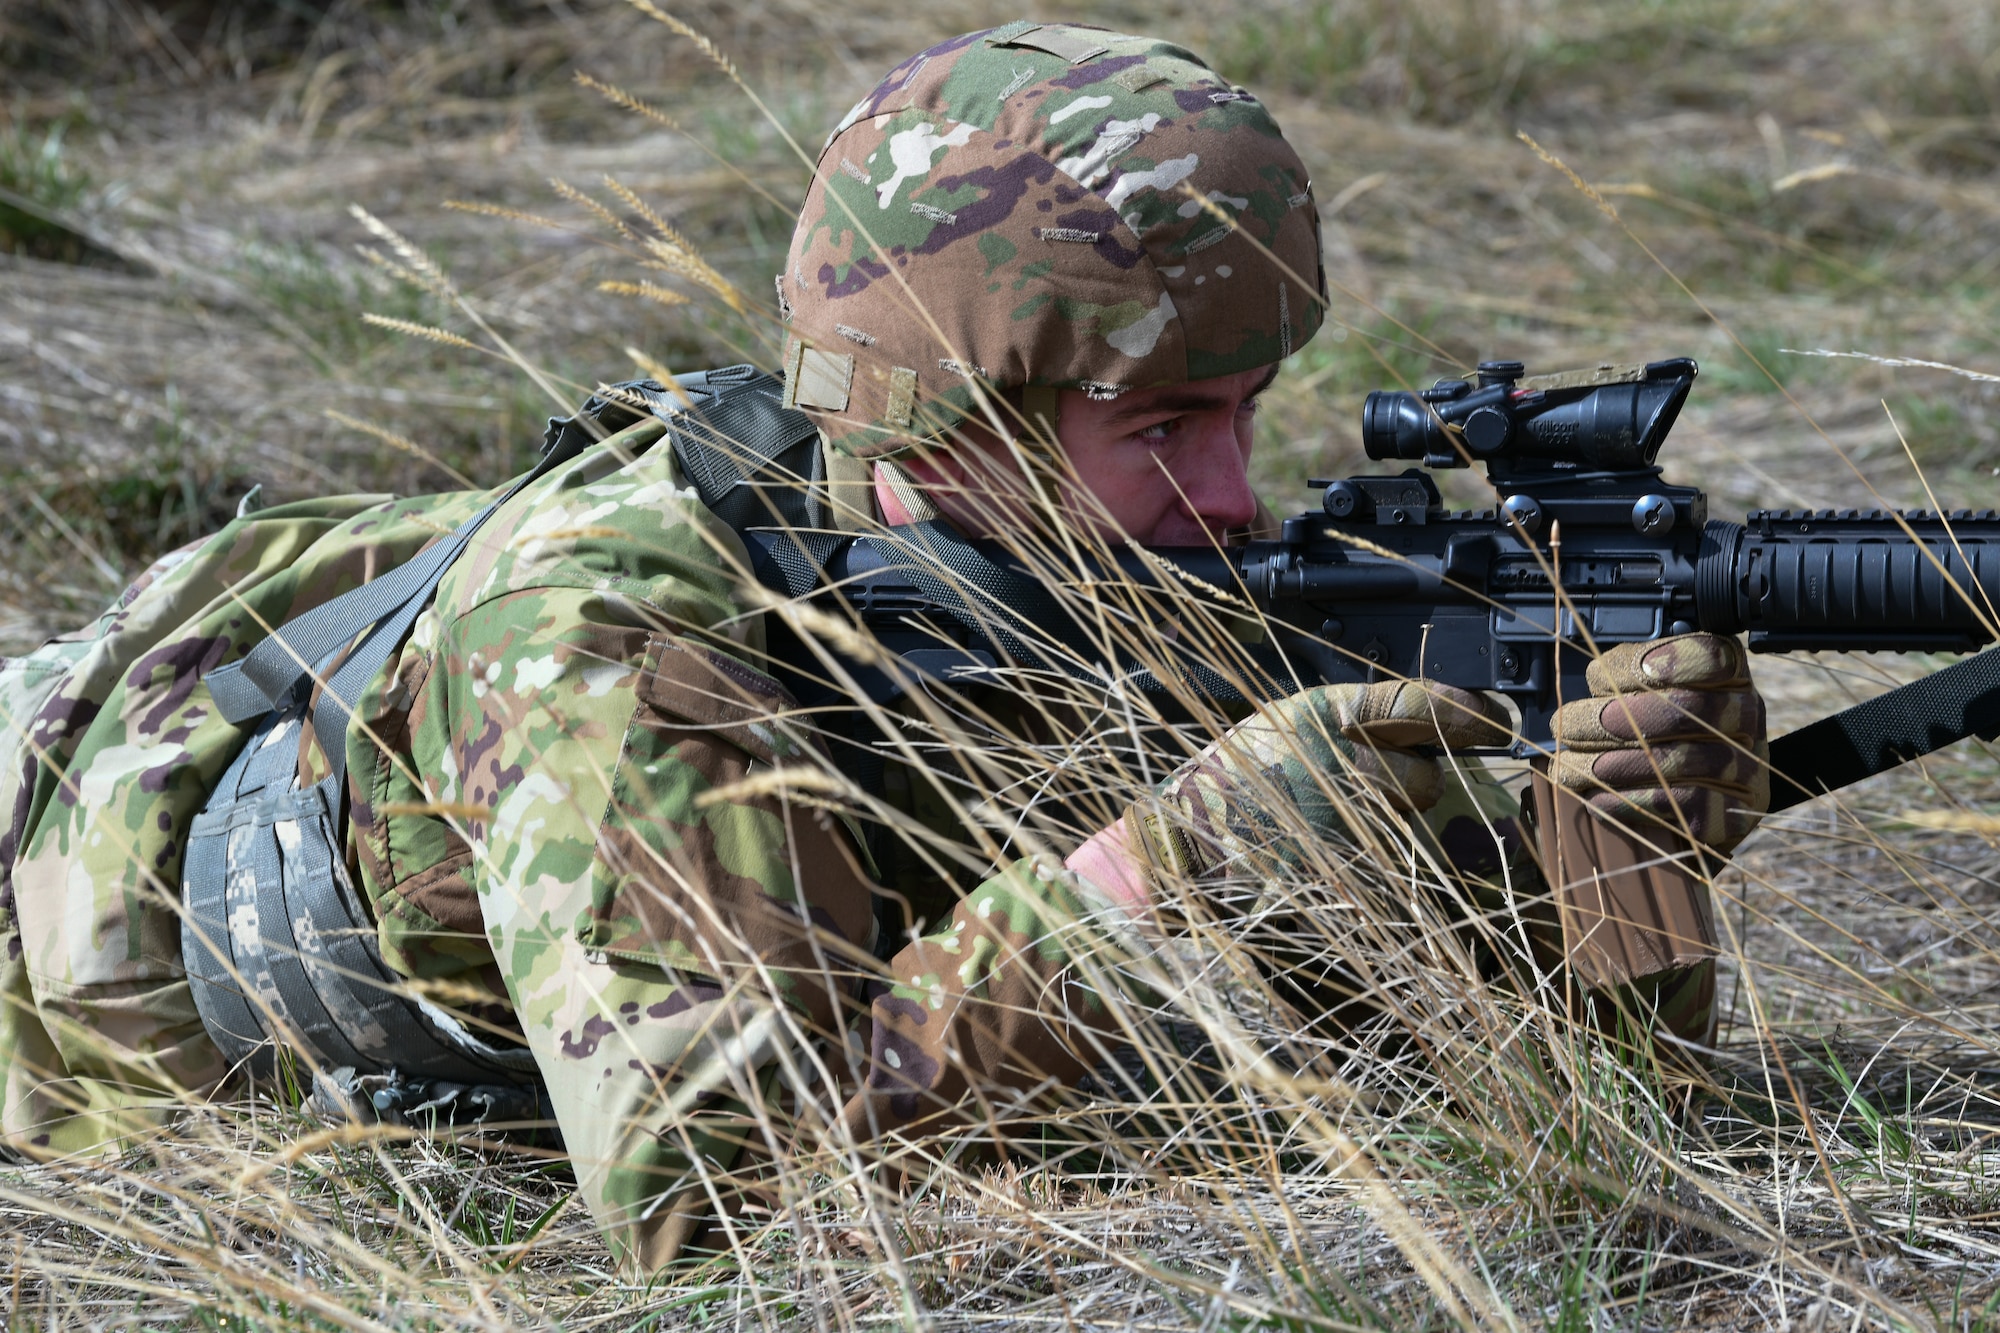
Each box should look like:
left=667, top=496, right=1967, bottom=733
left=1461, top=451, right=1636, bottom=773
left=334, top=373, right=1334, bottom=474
left=1053, top=364, right=1274, bottom=544
left=911, top=364, right=1274, bottom=544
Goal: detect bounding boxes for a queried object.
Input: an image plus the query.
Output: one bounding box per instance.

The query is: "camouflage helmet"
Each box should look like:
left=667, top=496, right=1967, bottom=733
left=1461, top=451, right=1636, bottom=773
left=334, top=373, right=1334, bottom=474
left=779, top=21, right=1327, bottom=458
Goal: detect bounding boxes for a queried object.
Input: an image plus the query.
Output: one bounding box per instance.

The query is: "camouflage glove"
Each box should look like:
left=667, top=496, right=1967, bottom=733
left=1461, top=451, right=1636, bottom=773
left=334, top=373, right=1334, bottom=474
left=1548, top=632, right=1769, bottom=855
left=1126, top=680, right=1513, bottom=885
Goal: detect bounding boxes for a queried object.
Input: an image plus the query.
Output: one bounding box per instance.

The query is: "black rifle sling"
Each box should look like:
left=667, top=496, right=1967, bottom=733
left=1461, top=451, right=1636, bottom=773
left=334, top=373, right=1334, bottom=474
left=1768, top=643, right=2000, bottom=812
left=800, top=521, right=1296, bottom=704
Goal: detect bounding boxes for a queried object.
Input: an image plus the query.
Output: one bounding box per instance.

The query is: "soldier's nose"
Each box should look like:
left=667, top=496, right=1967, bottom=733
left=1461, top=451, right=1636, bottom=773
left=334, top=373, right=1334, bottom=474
left=1179, top=424, right=1258, bottom=531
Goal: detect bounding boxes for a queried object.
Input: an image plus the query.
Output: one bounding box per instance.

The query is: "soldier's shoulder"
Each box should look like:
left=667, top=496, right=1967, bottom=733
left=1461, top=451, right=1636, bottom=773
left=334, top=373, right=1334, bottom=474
left=433, top=420, right=756, bottom=632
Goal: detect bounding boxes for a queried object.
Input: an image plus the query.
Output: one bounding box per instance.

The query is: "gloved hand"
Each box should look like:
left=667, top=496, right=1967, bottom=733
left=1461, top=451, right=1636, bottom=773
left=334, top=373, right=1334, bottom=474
left=1124, top=679, right=1513, bottom=887
left=1547, top=632, right=1768, bottom=855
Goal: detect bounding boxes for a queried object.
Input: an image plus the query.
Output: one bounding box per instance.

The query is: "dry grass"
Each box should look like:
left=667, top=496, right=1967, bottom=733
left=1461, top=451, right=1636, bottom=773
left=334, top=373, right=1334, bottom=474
left=8, top=0, right=2000, bottom=1328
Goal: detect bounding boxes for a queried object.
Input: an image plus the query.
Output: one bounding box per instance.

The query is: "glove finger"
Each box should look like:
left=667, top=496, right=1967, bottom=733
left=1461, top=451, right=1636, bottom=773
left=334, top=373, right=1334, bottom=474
left=1553, top=687, right=1764, bottom=750
left=1242, top=731, right=1444, bottom=815
left=1580, top=784, right=1757, bottom=853
left=1746, top=732, right=1771, bottom=812
left=1155, top=743, right=1443, bottom=885
left=1549, top=741, right=1764, bottom=797
left=1585, top=633, right=1749, bottom=695
left=1329, top=680, right=1512, bottom=750
left=1183, top=718, right=1444, bottom=819
left=1341, top=743, right=1445, bottom=814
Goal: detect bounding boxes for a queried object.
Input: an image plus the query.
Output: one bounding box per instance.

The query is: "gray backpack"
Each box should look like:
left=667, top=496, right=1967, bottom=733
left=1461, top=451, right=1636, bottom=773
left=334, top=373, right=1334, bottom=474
left=183, top=367, right=818, bottom=1123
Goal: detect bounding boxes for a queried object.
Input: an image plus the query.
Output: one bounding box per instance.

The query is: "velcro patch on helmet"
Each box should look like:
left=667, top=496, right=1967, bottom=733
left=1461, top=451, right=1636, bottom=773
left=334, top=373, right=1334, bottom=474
left=883, top=366, right=918, bottom=429
left=1113, top=65, right=1169, bottom=93
left=781, top=337, right=854, bottom=412
left=988, top=23, right=1108, bottom=64
left=980, top=19, right=1040, bottom=46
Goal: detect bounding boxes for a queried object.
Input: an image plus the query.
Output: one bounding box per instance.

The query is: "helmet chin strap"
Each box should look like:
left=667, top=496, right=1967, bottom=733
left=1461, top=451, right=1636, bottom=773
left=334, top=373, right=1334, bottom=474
left=873, top=457, right=940, bottom=526
left=1019, top=384, right=1061, bottom=455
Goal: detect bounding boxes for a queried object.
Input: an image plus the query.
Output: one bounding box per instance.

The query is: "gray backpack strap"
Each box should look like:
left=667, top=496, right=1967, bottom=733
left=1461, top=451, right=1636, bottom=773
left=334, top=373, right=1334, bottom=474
left=205, top=412, right=596, bottom=734
left=205, top=524, right=470, bottom=729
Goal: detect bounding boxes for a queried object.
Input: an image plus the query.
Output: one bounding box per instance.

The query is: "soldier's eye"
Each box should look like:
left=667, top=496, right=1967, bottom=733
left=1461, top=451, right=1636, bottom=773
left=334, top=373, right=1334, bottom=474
left=1134, top=417, right=1180, bottom=442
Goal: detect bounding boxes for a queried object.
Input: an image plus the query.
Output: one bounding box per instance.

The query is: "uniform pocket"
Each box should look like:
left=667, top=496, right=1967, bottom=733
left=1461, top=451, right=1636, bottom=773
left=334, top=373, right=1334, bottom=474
left=0, top=644, right=96, bottom=914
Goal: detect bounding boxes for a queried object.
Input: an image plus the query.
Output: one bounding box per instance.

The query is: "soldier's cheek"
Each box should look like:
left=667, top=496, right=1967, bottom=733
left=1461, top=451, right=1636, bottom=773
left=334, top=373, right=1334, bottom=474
left=1084, top=452, right=1179, bottom=539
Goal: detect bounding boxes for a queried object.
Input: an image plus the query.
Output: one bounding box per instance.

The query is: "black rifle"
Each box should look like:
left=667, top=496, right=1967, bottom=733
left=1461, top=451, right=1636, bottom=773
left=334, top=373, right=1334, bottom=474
left=747, top=357, right=2000, bottom=813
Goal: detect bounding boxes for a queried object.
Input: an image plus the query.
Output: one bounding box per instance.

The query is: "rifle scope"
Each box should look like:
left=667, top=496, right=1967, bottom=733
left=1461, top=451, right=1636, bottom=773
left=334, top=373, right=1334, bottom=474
left=1362, top=358, right=1697, bottom=472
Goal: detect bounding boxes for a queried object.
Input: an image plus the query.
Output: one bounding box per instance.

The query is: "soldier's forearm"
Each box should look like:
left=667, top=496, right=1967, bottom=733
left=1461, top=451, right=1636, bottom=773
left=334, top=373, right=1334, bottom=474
left=841, top=856, right=1135, bottom=1142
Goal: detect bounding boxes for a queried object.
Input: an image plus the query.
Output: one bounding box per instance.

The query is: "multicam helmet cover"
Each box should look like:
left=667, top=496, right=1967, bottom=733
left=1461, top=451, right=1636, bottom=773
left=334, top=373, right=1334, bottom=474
left=780, top=21, right=1328, bottom=458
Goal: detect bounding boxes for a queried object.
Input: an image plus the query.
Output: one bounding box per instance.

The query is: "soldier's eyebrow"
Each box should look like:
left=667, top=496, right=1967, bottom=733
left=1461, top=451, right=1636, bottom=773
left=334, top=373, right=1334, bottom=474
left=1100, top=366, right=1281, bottom=424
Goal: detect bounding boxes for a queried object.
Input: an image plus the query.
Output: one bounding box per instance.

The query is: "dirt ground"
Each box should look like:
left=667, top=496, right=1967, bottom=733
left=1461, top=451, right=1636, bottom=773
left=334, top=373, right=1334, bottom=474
left=9, top=1, right=2000, bottom=1327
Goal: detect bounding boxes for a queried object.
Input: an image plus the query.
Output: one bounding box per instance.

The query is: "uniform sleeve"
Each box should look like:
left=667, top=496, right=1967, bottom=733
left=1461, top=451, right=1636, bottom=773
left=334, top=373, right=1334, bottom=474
left=835, top=756, right=1544, bottom=1147
left=834, top=765, right=1530, bottom=1147
left=839, top=855, right=1138, bottom=1144
left=409, top=585, right=880, bottom=1271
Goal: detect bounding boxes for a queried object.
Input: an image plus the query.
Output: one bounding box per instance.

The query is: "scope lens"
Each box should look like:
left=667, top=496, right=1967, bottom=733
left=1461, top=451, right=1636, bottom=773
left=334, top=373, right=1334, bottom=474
left=1362, top=390, right=1435, bottom=461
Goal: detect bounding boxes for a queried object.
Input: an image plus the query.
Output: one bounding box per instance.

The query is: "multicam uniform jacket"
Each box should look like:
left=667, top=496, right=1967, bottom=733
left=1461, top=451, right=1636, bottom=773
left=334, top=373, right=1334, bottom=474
left=0, top=418, right=1192, bottom=1267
